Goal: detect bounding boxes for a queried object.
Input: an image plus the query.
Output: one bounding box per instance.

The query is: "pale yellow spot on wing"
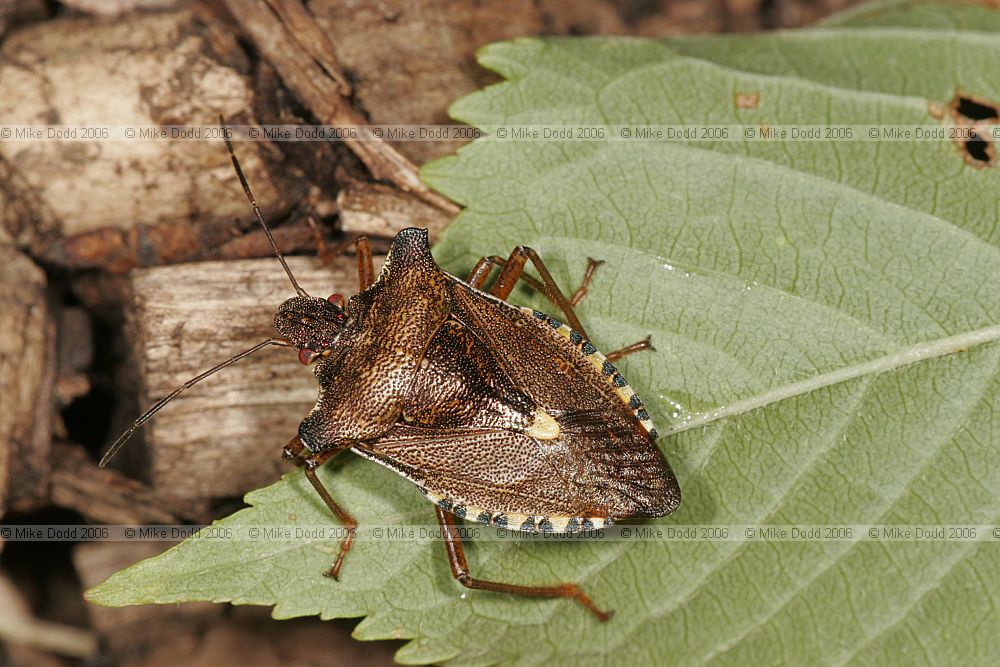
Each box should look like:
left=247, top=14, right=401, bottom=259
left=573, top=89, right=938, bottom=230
left=526, top=408, right=560, bottom=440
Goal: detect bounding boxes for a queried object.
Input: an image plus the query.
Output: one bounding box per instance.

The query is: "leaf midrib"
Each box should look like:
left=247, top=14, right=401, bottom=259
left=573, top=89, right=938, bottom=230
left=665, top=322, right=1000, bottom=436
left=703, top=348, right=1000, bottom=665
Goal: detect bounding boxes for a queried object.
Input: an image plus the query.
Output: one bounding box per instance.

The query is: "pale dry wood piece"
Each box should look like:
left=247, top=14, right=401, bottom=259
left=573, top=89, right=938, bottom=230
left=337, top=180, right=452, bottom=243
left=0, top=9, right=302, bottom=271
left=50, top=442, right=210, bottom=524
left=0, top=573, right=98, bottom=659
left=60, top=0, right=181, bottom=15
left=307, top=0, right=628, bottom=163
left=0, top=245, right=54, bottom=516
left=224, top=0, right=459, bottom=216
left=118, top=255, right=382, bottom=500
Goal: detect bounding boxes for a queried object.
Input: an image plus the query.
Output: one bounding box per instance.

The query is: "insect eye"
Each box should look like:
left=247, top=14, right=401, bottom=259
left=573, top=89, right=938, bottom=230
left=298, top=348, right=319, bottom=365
left=327, top=293, right=345, bottom=309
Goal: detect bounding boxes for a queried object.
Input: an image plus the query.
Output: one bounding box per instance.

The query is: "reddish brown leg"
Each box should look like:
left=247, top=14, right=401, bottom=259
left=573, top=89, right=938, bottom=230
left=355, top=236, right=375, bottom=291
left=282, top=436, right=357, bottom=580
left=606, top=335, right=655, bottom=363
left=465, top=257, right=498, bottom=290
left=469, top=251, right=654, bottom=365
left=485, top=254, right=602, bottom=309
left=305, top=215, right=336, bottom=266
left=434, top=506, right=613, bottom=622
left=467, top=255, right=547, bottom=294
left=487, top=247, right=590, bottom=339
left=570, top=258, right=604, bottom=306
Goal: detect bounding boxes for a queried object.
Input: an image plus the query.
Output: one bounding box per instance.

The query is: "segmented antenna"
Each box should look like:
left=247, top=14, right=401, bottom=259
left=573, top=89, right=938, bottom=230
left=99, top=123, right=306, bottom=467
left=220, top=116, right=309, bottom=298
left=98, top=338, right=291, bottom=467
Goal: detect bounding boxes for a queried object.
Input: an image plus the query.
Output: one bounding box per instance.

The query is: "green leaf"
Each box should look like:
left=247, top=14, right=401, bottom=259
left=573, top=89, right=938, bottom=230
left=88, top=3, right=1000, bottom=665
left=817, top=0, right=1000, bottom=30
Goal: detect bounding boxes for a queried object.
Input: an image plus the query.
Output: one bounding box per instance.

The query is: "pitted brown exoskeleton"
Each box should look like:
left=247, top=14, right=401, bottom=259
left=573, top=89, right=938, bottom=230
left=102, top=124, right=681, bottom=621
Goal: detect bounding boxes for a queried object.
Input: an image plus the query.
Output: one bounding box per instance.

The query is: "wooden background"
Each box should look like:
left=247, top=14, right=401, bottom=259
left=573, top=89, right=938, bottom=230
left=0, top=0, right=859, bottom=665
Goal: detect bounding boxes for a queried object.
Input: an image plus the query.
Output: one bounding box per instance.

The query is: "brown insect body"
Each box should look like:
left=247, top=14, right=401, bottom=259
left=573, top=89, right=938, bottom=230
left=104, top=129, right=681, bottom=621
left=283, top=229, right=680, bottom=533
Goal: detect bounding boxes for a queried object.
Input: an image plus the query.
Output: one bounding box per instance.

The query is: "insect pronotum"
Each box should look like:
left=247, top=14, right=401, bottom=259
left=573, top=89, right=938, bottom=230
left=101, top=122, right=682, bottom=621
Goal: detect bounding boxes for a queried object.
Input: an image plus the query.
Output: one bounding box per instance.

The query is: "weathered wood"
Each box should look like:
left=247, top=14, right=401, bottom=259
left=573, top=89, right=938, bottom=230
left=50, top=442, right=210, bottom=524
left=60, top=0, right=182, bottom=15
left=306, top=0, right=627, bottom=163
left=0, top=573, right=97, bottom=659
left=0, top=9, right=306, bottom=271
left=0, top=0, right=49, bottom=39
left=223, top=0, right=459, bottom=216
left=114, top=255, right=382, bottom=500
left=125, top=606, right=401, bottom=667
left=0, top=245, right=54, bottom=516
left=337, top=180, right=451, bottom=243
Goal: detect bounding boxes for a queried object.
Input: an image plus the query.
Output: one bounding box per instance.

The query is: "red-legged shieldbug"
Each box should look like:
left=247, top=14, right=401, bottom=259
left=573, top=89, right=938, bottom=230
left=101, top=124, right=681, bottom=621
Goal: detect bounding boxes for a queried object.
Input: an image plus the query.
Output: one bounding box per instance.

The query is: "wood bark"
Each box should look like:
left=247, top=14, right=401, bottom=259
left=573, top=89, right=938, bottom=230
left=337, top=181, right=451, bottom=243
left=223, top=0, right=459, bottom=216
left=306, top=0, right=626, bottom=163
left=114, top=255, right=383, bottom=500
left=0, top=245, right=53, bottom=516
left=50, top=442, right=210, bottom=524
left=0, top=8, right=307, bottom=272
left=0, top=573, right=97, bottom=659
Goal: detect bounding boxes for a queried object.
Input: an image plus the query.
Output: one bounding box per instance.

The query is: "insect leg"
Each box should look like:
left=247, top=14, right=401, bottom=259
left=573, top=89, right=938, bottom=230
left=434, top=506, right=613, bottom=622
left=488, top=247, right=590, bottom=339
left=479, top=251, right=651, bottom=363
left=282, top=436, right=357, bottom=580
left=569, top=258, right=605, bottom=306
left=356, top=236, right=376, bottom=291
left=465, top=257, right=497, bottom=290
left=466, top=256, right=547, bottom=294
left=605, top=335, right=655, bottom=362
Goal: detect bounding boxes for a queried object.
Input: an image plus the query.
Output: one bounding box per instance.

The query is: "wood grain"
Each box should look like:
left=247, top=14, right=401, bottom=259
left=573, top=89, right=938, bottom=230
left=115, top=255, right=383, bottom=500
left=337, top=180, right=451, bottom=243
left=0, top=8, right=305, bottom=271
left=0, top=245, right=54, bottom=516
left=223, top=0, right=458, bottom=216
left=50, top=442, right=210, bottom=524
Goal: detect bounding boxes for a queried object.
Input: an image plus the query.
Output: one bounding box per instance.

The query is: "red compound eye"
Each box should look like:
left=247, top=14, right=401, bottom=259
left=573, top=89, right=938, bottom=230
left=327, top=293, right=345, bottom=309
left=298, top=348, right=319, bottom=365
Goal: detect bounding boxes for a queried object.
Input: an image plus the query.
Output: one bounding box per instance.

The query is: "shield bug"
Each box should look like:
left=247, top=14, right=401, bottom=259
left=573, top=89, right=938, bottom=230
left=101, top=125, right=681, bottom=622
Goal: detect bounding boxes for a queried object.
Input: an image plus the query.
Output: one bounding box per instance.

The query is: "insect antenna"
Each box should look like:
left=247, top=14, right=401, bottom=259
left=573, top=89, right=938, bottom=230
left=100, top=124, right=310, bottom=467
left=99, top=337, right=292, bottom=467
left=220, top=116, right=309, bottom=298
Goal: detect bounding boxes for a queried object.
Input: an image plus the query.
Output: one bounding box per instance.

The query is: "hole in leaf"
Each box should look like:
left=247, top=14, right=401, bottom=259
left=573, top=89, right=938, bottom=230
left=964, top=135, right=992, bottom=164
left=945, top=92, right=998, bottom=168
left=955, top=96, right=999, bottom=121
